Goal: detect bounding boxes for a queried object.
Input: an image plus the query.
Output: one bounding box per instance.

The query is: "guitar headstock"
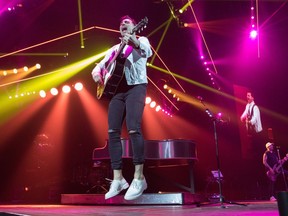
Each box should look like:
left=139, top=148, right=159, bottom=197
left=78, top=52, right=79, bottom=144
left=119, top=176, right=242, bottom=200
left=132, top=17, right=148, bottom=34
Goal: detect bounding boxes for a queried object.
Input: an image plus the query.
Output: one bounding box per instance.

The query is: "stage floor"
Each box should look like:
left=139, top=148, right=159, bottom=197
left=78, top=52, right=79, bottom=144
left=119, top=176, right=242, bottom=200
left=0, top=201, right=279, bottom=216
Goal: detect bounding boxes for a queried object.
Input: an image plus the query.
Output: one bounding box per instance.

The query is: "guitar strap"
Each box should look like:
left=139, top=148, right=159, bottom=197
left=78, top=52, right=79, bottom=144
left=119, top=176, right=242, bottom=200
left=248, top=104, right=256, bottom=120
left=113, top=45, right=135, bottom=93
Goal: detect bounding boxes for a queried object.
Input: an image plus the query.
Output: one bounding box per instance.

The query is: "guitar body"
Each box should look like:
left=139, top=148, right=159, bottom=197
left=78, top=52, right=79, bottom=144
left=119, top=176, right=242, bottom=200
left=266, top=167, right=278, bottom=182
left=97, top=60, right=124, bottom=99
left=266, top=153, right=288, bottom=181
left=246, top=114, right=255, bottom=135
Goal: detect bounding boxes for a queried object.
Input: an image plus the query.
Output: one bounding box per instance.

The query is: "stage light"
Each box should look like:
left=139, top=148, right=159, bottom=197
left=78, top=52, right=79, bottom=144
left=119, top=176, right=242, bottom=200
left=62, top=85, right=71, bottom=93
left=250, top=30, right=257, bottom=39
left=145, top=97, right=152, bottom=104
left=39, top=90, right=46, bottom=98
left=179, top=0, right=194, bottom=14
left=3, top=71, right=7, bottom=76
left=23, top=66, right=28, bottom=72
left=50, top=88, right=58, bottom=96
left=74, top=82, right=83, bottom=91
left=150, top=101, right=156, bottom=108
left=155, top=105, right=161, bottom=112
left=36, top=63, right=41, bottom=69
left=13, top=69, right=17, bottom=74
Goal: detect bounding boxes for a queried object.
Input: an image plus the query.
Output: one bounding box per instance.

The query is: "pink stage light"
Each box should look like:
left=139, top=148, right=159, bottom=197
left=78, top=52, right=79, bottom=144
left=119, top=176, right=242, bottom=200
left=250, top=30, right=258, bottom=39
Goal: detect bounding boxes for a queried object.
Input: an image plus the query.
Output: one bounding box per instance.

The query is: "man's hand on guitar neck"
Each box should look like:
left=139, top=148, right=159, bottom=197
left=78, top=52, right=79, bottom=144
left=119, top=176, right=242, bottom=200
left=269, top=168, right=275, bottom=175
left=121, top=32, right=140, bottom=49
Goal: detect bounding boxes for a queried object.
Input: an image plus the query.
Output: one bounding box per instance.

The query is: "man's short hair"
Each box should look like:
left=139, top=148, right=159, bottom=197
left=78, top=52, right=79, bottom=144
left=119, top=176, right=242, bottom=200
left=247, top=90, right=254, bottom=98
left=120, top=15, right=136, bottom=25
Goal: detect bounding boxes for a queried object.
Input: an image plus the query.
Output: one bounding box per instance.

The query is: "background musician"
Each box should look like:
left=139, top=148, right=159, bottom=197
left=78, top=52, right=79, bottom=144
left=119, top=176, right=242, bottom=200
left=263, top=142, right=288, bottom=201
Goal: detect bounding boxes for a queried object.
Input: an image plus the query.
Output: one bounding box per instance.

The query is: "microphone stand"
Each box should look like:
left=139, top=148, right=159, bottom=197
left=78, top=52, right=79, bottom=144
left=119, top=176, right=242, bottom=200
left=198, top=97, right=247, bottom=207
left=205, top=108, right=226, bottom=208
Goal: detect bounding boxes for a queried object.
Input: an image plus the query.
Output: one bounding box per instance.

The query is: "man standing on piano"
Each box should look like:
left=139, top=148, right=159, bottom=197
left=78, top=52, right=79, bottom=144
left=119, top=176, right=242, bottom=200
left=91, top=15, right=152, bottom=200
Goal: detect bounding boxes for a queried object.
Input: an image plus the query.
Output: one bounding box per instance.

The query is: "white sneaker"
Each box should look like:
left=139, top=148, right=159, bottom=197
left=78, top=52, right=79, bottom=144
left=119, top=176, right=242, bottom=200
left=105, top=178, right=129, bottom=199
left=270, top=196, right=277, bottom=201
left=124, top=178, right=147, bottom=200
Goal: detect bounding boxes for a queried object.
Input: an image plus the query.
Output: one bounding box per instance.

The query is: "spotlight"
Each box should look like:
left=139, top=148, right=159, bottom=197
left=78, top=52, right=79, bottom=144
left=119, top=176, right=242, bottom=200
left=62, top=85, right=71, bottom=94
left=155, top=105, right=161, bottom=112
left=250, top=30, right=257, bottom=39
left=39, top=90, right=46, bottom=98
left=50, top=88, right=58, bottom=96
left=36, top=64, right=41, bottom=69
left=74, top=82, right=83, bottom=91
left=150, top=101, right=156, bottom=108
left=145, top=97, right=152, bottom=104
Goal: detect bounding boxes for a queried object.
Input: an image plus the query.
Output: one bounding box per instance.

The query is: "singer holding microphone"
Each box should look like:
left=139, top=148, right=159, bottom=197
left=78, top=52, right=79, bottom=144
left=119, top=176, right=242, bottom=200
left=91, top=15, right=152, bottom=200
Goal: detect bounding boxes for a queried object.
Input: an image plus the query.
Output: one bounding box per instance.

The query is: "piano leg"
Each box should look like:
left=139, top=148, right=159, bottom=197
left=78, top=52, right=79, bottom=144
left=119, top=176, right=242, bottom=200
left=188, top=160, right=195, bottom=194
left=168, top=160, right=195, bottom=193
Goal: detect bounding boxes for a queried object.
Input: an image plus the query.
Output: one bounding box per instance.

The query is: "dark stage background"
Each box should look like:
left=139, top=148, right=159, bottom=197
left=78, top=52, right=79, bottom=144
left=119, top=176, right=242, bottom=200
left=0, top=0, right=288, bottom=203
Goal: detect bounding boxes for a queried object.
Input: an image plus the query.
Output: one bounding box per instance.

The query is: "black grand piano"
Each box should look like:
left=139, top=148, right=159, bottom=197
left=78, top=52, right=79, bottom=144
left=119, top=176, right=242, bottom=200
left=92, top=139, right=197, bottom=193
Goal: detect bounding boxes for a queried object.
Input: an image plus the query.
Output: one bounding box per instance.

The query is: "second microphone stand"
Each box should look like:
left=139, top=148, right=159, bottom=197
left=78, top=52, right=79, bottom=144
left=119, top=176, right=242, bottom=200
left=200, top=97, right=246, bottom=208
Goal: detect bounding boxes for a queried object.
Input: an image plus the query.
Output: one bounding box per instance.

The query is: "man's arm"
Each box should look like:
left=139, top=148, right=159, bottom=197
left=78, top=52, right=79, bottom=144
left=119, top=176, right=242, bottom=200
left=263, top=153, right=274, bottom=174
left=240, top=104, right=248, bottom=122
